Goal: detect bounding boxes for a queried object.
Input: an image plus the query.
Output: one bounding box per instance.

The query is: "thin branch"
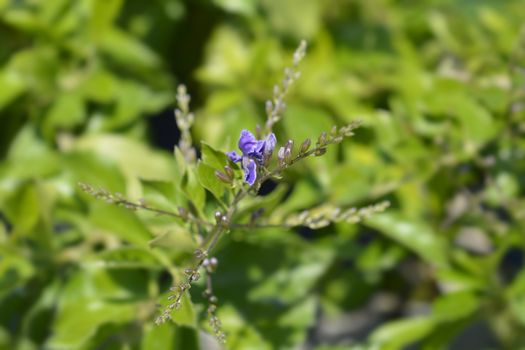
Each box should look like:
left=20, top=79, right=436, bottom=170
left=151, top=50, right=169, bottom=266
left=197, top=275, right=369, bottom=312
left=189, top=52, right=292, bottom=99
left=78, top=183, right=214, bottom=227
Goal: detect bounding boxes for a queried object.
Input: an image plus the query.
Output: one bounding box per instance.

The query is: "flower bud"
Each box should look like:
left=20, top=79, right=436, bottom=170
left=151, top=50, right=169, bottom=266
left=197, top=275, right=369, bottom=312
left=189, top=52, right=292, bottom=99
left=300, top=138, right=311, bottom=153
left=190, top=272, right=200, bottom=282
left=178, top=207, right=188, bottom=218
left=330, top=125, right=338, bottom=136
left=278, top=146, right=286, bottom=166
left=285, top=140, right=294, bottom=154
left=314, top=147, right=327, bottom=156
left=194, top=249, right=206, bottom=259
left=265, top=100, right=273, bottom=116
left=273, top=85, right=280, bottom=97
left=224, top=165, right=234, bottom=178
left=214, top=211, right=223, bottom=223
left=215, top=170, right=232, bottom=184
left=317, top=132, right=327, bottom=146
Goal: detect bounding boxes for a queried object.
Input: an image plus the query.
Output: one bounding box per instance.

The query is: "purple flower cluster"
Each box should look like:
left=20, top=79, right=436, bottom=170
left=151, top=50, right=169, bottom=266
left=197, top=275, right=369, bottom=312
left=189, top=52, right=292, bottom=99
left=227, top=130, right=276, bottom=185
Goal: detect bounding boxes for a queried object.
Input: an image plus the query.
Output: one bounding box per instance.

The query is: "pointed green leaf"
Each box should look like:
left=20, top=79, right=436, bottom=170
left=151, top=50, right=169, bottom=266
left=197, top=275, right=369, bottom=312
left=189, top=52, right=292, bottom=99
left=201, top=142, right=228, bottom=170
left=197, top=161, right=226, bottom=201
left=366, top=212, right=448, bottom=267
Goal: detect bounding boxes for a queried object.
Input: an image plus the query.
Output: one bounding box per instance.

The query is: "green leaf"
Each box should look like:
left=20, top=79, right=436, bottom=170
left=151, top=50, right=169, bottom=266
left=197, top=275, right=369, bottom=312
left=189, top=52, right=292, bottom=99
left=64, top=152, right=126, bottom=195
left=147, top=226, right=196, bottom=253
left=89, top=0, right=123, bottom=41
left=46, top=299, right=136, bottom=349
left=98, top=81, right=172, bottom=130
left=506, top=270, right=525, bottom=326
left=47, top=267, right=146, bottom=348
left=278, top=296, right=316, bottom=329
left=140, top=180, right=183, bottom=213
left=0, top=125, right=60, bottom=182
left=283, top=104, right=333, bottom=149
left=0, top=69, right=25, bottom=110
left=79, top=69, right=118, bottom=103
left=365, top=212, right=448, bottom=267
left=180, top=169, right=205, bottom=214
left=141, top=323, right=199, bottom=350
left=432, top=291, right=479, bottom=322
left=201, top=142, right=228, bottom=170
left=0, top=245, right=35, bottom=298
left=196, top=26, right=250, bottom=86
left=43, top=91, right=85, bottom=138
left=169, top=292, right=196, bottom=328
left=3, top=182, right=40, bottom=235
left=261, top=0, right=321, bottom=39
left=1, top=8, right=40, bottom=32
left=90, top=247, right=162, bottom=270
left=74, top=134, right=175, bottom=181
left=248, top=247, right=334, bottom=303
left=212, top=0, right=257, bottom=16
left=484, top=172, right=520, bottom=206
left=90, top=202, right=152, bottom=247
left=197, top=161, right=226, bottom=201
left=100, top=28, right=161, bottom=71
left=370, top=317, right=435, bottom=350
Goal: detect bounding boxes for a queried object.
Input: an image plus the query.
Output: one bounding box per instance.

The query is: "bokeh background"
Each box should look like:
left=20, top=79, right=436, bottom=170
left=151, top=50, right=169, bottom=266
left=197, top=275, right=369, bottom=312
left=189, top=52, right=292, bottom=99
left=1, top=0, right=525, bottom=349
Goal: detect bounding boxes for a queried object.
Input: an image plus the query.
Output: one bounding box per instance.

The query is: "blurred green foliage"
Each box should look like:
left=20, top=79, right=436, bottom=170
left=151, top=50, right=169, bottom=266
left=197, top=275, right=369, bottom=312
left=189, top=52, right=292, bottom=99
left=1, top=0, right=525, bottom=349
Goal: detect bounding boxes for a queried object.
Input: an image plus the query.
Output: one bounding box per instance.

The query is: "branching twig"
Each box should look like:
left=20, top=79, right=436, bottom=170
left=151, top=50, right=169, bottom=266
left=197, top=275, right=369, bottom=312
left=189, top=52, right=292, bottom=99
left=175, top=85, right=197, bottom=163
left=78, top=183, right=213, bottom=228
left=265, top=40, right=308, bottom=133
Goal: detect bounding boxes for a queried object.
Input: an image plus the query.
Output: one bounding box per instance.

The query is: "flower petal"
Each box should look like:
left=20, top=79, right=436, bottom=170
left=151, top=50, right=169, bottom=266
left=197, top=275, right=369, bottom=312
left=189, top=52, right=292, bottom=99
left=238, top=130, right=258, bottom=154
left=264, top=133, right=276, bottom=156
left=227, top=151, right=242, bottom=163
left=278, top=146, right=285, bottom=160
left=242, top=157, right=257, bottom=185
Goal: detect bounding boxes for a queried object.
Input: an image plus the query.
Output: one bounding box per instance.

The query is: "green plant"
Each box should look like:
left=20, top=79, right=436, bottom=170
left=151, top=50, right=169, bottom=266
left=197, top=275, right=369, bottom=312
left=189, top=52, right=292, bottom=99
left=80, top=42, right=388, bottom=344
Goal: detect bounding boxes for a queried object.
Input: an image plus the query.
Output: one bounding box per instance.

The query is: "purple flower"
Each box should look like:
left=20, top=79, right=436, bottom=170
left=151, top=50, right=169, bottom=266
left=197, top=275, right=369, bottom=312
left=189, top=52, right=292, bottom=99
left=227, top=130, right=276, bottom=185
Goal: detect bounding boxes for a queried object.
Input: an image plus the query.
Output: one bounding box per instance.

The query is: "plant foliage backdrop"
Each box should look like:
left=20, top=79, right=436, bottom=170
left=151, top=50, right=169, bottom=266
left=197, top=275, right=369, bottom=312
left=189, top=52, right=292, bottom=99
left=1, top=0, right=525, bottom=349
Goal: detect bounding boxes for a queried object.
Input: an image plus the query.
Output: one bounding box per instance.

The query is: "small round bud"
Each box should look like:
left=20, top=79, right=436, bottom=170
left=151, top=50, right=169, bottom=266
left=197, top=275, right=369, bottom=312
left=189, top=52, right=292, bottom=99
left=178, top=207, right=187, bottom=218
left=194, top=249, right=206, bottom=259
left=190, top=272, right=200, bottom=282
left=314, top=148, right=327, bottom=156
